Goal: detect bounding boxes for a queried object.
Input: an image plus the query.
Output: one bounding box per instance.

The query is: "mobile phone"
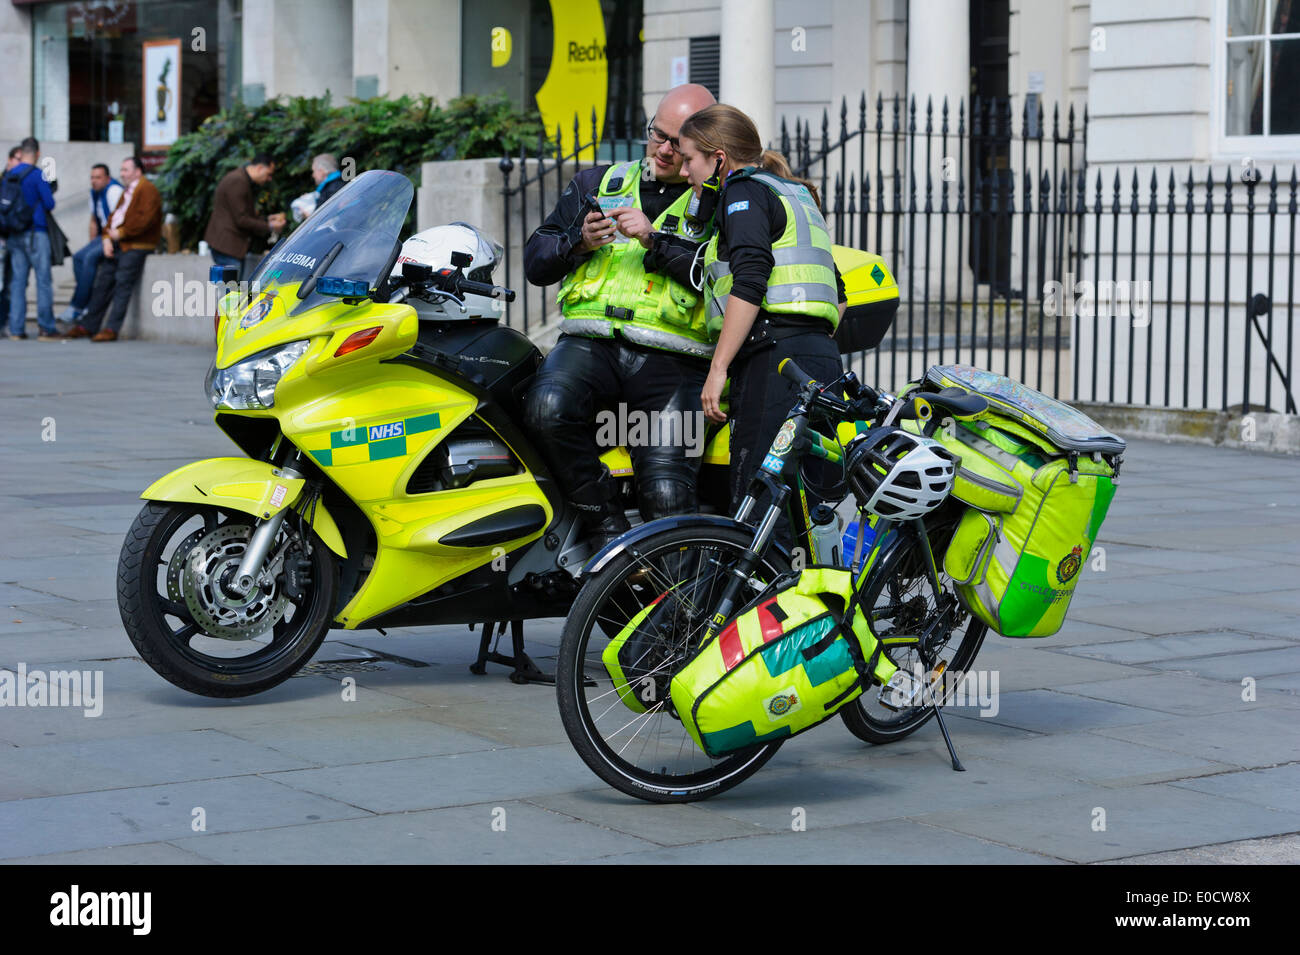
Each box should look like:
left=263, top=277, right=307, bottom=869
left=583, top=192, right=608, bottom=220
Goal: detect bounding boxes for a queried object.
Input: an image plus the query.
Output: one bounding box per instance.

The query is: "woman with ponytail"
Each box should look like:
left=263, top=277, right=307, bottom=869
left=677, top=104, right=846, bottom=534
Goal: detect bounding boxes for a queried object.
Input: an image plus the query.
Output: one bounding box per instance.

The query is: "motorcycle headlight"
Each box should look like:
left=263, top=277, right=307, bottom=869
left=206, top=340, right=310, bottom=410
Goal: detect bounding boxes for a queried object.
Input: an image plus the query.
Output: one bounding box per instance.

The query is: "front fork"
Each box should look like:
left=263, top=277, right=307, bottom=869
left=697, top=473, right=791, bottom=644
left=231, top=456, right=306, bottom=596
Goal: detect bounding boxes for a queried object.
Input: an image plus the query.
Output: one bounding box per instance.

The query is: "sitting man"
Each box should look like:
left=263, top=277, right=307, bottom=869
left=66, top=155, right=162, bottom=342
left=523, top=84, right=718, bottom=548
left=59, top=163, right=123, bottom=327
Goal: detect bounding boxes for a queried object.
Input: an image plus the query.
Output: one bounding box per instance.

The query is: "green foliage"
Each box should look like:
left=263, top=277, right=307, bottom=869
left=156, top=93, right=544, bottom=250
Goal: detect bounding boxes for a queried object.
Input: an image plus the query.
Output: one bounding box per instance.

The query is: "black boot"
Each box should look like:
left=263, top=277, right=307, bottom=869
left=569, top=476, right=631, bottom=551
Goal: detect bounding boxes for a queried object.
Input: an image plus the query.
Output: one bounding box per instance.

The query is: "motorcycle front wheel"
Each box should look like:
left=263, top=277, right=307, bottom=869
left=556, top=522, right=791, bottom=803
left=117, top=501, right=337, bottom=698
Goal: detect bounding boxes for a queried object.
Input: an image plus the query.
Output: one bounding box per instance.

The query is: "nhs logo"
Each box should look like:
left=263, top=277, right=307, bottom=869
left=368, top=421, right=405, bottom=441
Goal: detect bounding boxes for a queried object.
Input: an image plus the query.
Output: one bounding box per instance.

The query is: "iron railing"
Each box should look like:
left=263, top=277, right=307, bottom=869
left=499, top=94, right=1298, bottom=416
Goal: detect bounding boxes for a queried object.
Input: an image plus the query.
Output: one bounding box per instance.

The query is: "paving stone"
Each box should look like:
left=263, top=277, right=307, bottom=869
left=1095, top=707, right=1300, bottom=768
left=1147, top=645, right=1300, bottom=680
left=1071, top=599, right=1299, bottom=638
left=0, top=776, right=371, bottom=859
left=596, top=817, right=1061, bottom=864
left=682, top=750, right=1091, bottom=832
left=1055, top=631, right=1295, bottom=665
left=168, top=801, right=657, bottom=864
left=0, top=730, right=316, bottom=801
left=0, top=842, right=216, bottom=865
left=264, top=743, right=604, bottom=813
left=951, top=688, right=1170, bottom=734
left=964, top=641, right=1147, bottom=691
left=0, top=627, right=140, bottom=664
left=913, top=784, right=1300, bottom=863
left=523, top=791, right=769, bottom=847
left=0, top=657, right=423, bottom=746
left=954, top=729, right=1232, bottom=786
left=1170, top=764, right=1300, bottom=814
left=219, top=711, right=501, bottom=765
left=1054, top=671, right=1288, bottom=716
left=1098, top=833, right=1300, bottom=864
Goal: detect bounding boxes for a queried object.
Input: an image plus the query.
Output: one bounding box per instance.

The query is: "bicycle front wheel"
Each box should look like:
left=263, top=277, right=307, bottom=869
left=556, top=522, right=792, bottom=803
left=840, top=517, right=989, bottom=744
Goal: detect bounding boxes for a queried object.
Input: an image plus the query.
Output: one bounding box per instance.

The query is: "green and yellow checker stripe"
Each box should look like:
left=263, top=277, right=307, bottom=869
left=307, top=412, right=441, bottom=467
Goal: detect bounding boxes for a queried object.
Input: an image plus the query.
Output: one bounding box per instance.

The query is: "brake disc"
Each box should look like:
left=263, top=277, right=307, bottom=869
left=175, top=524, right=289, bottom=641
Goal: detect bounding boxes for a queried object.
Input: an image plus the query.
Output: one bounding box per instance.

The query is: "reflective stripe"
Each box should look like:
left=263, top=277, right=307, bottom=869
left=959, top=430, right=1023, bottom=473
left=773, top=245, right=836, bottom=271
left=619, top=324, right=715, bottom=358
left=991, top=534, right=1021, bottom=575
left=561, top=318, right=615, bottom=338
left=765, top=281, right=839, bottom=306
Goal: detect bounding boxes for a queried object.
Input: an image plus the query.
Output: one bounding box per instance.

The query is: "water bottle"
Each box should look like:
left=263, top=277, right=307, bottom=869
left=808, top=506, right=841, bottom=566
left=841, top=518, right=877, bottom=573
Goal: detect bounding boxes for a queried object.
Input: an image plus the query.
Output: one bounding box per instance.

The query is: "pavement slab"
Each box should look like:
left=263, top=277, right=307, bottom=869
left=1, top=341, right=1297, bottom=863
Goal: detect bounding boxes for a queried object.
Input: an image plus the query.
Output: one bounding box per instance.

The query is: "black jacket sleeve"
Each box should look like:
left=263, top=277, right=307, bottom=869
left=643, top=232, right=703, bottom=289
left=717, top=177, right=848, bottom=306
left=523, top=166, right=609, bottom=286
left=717, top=178, right=781, bottom=307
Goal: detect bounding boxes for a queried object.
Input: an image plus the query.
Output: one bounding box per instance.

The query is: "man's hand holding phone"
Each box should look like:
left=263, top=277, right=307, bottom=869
left=579, top=193, right=617, bottom=252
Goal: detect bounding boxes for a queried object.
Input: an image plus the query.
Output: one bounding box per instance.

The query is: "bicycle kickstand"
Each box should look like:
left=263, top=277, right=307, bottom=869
left=930, top=700, right=965, bottom=772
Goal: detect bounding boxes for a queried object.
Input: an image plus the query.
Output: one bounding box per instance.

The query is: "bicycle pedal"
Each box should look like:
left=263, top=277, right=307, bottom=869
left=878, top=670, right=923, bottom=711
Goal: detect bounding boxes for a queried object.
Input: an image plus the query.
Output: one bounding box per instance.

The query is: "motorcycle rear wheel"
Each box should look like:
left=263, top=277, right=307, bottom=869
left=117, top=501, right=337, bottom=698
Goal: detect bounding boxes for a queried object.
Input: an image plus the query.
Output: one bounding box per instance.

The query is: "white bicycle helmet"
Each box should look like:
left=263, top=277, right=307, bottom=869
left=846, top=427, right=957, bottom=519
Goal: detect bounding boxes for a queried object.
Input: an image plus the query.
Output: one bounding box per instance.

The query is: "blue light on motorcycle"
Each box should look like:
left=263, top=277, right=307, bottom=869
left=317, top=276, right=370, bottom=298
left=210, top=265, right=239, bottom=284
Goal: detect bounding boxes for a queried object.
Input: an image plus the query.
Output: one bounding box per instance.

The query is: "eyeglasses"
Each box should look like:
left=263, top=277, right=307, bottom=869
left=645, top=120, right=680, bottom=153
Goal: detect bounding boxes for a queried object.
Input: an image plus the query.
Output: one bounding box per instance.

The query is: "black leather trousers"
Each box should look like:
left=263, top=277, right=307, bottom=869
left=523, top=333, right=709, bottom=522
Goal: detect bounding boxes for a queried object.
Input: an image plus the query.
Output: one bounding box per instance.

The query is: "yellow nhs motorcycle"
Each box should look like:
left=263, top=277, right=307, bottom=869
left=116, top=170, right=660, bottom=696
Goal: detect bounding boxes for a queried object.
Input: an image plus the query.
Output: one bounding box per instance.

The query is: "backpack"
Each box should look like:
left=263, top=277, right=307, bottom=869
left=658, top=567, right=899, bottom=757
left=918, top=365, right=1125, bottom=638
left=0, top=167, right=37, bottom=236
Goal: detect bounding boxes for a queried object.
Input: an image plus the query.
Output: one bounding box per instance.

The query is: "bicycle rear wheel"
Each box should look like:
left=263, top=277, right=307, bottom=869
left=555, top=522, right=792, bottom=803
left=840, top=516, right=988, bottom=744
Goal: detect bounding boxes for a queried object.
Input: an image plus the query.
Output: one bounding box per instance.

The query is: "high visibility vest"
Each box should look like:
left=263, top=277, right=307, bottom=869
left=556, top=160, right=713, bottom=359
left=702, top=168, right=840, bottom=337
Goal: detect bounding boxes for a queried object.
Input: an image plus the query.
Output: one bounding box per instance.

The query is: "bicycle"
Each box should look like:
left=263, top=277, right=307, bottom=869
left=555, top=359, right=992, bottom=802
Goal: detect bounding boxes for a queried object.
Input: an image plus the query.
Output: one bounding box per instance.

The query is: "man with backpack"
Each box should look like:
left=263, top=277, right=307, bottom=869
left=1, top=138, right=60, bottom=341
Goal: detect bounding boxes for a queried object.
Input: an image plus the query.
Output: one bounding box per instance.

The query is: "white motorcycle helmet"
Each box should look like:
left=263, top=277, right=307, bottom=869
left=393, top=222, right=505, bottom=320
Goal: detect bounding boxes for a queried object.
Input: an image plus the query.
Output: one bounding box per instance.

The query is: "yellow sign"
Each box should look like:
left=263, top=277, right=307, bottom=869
left=491, top=26, right=512, bottom=68
left=534, top=0, right=607, bottom=160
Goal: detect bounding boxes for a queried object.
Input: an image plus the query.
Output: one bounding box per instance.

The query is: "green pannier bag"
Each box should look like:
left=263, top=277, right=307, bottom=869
left=920, top=364, right=1125, bottom=638
left=664, top=567, right=898, bottom=758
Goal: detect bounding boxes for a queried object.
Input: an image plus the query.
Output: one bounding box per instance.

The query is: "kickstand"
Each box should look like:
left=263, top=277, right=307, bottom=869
left=468, top=620, right=555, bottom=685
left=929, top=699, right=965, bottom=772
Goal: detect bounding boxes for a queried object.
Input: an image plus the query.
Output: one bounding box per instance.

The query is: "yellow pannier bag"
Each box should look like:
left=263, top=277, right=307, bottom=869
left=664, top=568, right=897, bottom=758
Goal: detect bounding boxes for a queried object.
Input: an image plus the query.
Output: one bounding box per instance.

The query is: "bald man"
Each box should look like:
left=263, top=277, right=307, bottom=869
left=523, top=84, right=719, bottom=549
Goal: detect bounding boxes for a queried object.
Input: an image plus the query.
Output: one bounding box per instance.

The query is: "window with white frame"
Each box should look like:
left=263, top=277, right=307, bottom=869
left=1224, top=0, right=1300, bottom=137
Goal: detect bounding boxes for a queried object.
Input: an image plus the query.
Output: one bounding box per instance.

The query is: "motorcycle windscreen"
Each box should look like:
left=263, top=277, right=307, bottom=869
left=247, top=169, right=414, bottom=319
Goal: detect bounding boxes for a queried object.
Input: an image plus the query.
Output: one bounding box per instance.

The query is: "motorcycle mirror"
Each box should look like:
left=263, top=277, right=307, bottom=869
left=449, top=250, right=472, bottom=269
left=209, top=265, right=239, bottom=285
left=403, top=262, right=433, bottom=283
